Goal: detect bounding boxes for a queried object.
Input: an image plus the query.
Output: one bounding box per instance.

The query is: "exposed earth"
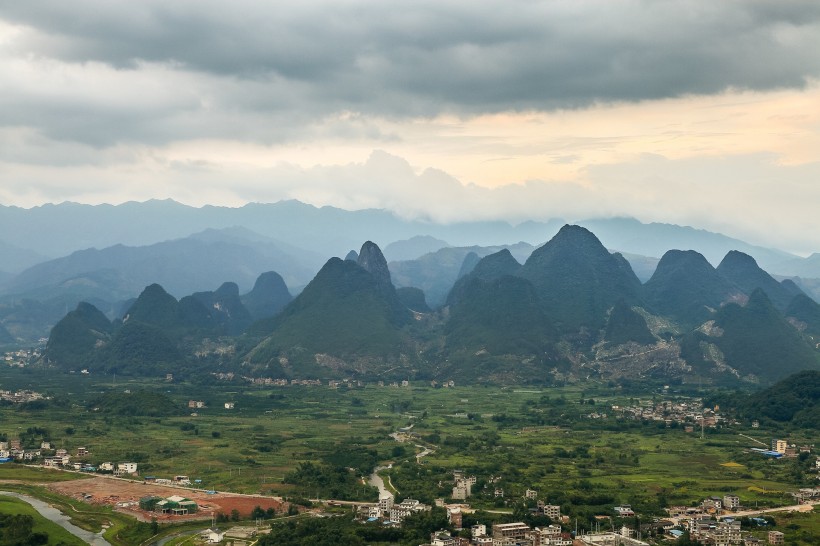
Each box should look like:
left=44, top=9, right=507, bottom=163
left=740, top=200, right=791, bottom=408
left=46, top=475, right=287, bottom=522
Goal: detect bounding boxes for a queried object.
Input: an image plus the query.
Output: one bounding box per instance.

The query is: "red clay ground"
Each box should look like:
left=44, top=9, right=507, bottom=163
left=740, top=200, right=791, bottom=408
left=46, top=475, right=287, bottom=522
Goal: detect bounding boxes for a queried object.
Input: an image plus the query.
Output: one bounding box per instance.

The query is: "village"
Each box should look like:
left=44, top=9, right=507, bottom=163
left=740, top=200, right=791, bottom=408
left=346, top=467, right=820, bottom=546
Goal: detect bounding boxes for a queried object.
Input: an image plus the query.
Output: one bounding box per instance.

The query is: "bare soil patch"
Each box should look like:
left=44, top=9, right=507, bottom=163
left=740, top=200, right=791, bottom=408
left=46, top=476, right=286, bottom=522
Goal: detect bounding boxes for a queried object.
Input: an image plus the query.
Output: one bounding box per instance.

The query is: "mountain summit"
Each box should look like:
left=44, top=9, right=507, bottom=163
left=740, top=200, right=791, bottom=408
left=717, top=250, right=803, bottom=310
left=519, top=225, right=643, bottom=331
left=644, top=249, right=741, bottom=327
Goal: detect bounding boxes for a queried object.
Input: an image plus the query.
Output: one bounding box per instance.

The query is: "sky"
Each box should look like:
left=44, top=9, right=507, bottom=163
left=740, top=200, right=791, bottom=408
left=1, top=1, right=820, bottom=253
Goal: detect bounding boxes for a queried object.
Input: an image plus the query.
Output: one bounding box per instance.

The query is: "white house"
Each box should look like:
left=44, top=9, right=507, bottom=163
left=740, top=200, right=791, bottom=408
left=117, top=462, right=138, bottom=475
left=202, top=528, right=225, bottom=543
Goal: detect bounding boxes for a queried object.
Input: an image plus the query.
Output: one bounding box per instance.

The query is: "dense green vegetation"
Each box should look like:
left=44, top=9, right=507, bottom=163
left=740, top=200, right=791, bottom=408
left=36, top=227, right=820, bottom=386
left=712, top=289, right=819, bottom=380
left=604, top=300, right=656, bottom=345
left=257, top=507, right=449, bottom=546
left=445, top=275, right=556, bottom=356
left=717, top=251, right=801, bottom=311
left=518, top=225, right=643, bottom=331
left=644, top=249, right=738, bottom=327
left=0, top=496, right=88, bottom=546
left=0, top=365, right=818, bottom=544
left=724, top=370, right=820, bottom=427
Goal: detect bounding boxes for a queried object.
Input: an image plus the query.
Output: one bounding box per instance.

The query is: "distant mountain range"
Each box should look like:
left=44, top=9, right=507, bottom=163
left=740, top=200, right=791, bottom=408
left=39, top=226, right=820, bottom=386
left=0, top=199, right=817, bottom=274
left=2, top=199, right=820, bottom=369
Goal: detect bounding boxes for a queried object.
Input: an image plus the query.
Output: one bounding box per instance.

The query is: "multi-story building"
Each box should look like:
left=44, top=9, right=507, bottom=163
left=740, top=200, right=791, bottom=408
left=710, top=519, right=741, bottom=546
left=723, top=494, right=740, bottom=511
left=492, top=522, right=530, bottom=545
left=531, top=525, right=571, bottom=546
left=389, top=499, right=427, bottom=522
left=543, top=504, right=561, bottom=520
left=768, top=530, right=784, bottom=545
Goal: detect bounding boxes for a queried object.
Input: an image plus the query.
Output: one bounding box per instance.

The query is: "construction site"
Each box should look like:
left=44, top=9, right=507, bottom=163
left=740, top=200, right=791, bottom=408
left=47, top=475, right=288, bottom=522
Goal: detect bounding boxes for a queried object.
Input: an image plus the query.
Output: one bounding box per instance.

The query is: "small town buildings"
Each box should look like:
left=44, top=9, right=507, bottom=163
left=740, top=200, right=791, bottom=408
left=40, top=441, right=51, bottom=450
left=154, top=495, right=198, bottom=515
left=389, top=499, right=428, bottom=522
left=202, top=528, right=225, bottom=543
left=537, top=502, right=561, bottom=520
left=424, top=529, right=461, bottom=546
left=531, top=525, right=572, bottom=546
left=77, top=447, right=89, bottom=457
left=448, top=507, right=462, bottom=529
left=378, top=494, right=394, bottom=517
left=116, top=462, right=138, bottom=475
left=614, top=505, right=635, bottom=517
left=471, top=524, right=487, bottom=539
left=723, top=494, right=740, bottom=511
left=768, top=530, right=784, bottom=545
left=773, top=439, right=788, bottom=454
left=702, top=496, right=723, bottom=513
left=492, top=522, right=530, bottom=544
left=525, top=489, right=538, bottom=500
left=576, top=532, right=649, bottom=546
left=99, top=462, right=114, bottom=472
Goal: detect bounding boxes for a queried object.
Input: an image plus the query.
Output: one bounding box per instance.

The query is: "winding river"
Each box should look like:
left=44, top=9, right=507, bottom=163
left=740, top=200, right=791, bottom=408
left=0, top=491, right=111, bottom=545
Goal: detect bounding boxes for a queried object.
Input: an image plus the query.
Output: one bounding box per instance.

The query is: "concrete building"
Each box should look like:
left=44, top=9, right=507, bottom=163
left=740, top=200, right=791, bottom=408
left=723, top=494, right=740, bottom=510
left=492, top=522, right=530, bottom=545
left=768, top=530, right=784, bottom=545
left=576, top=533, right=649, bottom=546
left=542, top=504, right=561, bottom=520
left=117, top=462, right=138, bottom=475
left=532, top=525, right=571, bottom=546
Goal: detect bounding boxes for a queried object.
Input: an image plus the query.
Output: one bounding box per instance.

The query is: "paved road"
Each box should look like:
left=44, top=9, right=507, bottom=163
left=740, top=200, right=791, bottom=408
left=720, top=501, right=819, bottom=519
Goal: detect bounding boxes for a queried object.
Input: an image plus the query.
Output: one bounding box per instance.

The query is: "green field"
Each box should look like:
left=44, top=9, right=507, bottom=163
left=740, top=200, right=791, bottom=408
left=0, top=366, right=817, bottom=542
left=0, top=494, right=86, bottom=545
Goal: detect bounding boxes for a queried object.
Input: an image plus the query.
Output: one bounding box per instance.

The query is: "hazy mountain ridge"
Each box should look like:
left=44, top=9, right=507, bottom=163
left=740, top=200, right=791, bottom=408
left=3, top=199, right=819, bottom=278
left=29, top=221, right=820, bottom=386
left=5, top=200, right=820, bottom=344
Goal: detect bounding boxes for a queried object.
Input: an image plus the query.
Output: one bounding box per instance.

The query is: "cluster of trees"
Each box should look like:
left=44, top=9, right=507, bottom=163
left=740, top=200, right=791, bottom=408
left=283, top=462, right=377, bottom=502
left=257, top=507, right=449, bottom=546
left=0, top=514, right=48, bottom=546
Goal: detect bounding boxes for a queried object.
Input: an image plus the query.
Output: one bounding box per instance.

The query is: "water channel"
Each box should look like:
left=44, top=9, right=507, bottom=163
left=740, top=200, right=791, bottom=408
left=0, top=491, right=111, bottom=545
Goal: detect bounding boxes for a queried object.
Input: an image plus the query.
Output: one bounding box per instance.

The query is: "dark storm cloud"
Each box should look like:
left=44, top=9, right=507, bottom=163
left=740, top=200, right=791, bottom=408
left=2, top=0, right=820, bottom=145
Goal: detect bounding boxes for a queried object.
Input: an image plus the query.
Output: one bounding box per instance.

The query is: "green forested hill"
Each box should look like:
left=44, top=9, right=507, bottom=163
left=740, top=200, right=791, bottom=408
left=43, top=302, right=113, bottom=369
left=245, top=256, right=412, bottom=368
left=709, top=289, right=819, bottom=381
left=644, top=249, right=740, bottom=327
left=604, top=300, right=656, bottom=346
left=519, top=225, right=643, bottom=331
left=717, top=250, right=804, bottom=310
left=446, top=248, right=522, bottom=306
left=728, top=369, right=820, bottom=427
left=445, top=274, right=555, bottom=356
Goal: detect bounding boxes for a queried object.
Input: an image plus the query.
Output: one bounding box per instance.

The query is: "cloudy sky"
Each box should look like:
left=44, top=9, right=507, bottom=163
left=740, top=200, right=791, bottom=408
left=2, top=1, right=820, bottom=252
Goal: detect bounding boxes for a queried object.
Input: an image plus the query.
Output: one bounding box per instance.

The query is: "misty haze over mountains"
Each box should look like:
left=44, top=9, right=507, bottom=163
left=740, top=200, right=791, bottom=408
left=37, top=225, right=820, bottom=387
left=1, top=199, right=820, bottom=346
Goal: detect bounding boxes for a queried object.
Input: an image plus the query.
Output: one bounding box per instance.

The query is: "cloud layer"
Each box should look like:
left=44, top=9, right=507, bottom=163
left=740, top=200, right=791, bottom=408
left=3, top=1, right=820, bottom=146
left=1, top=2, right=820, bottom=254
